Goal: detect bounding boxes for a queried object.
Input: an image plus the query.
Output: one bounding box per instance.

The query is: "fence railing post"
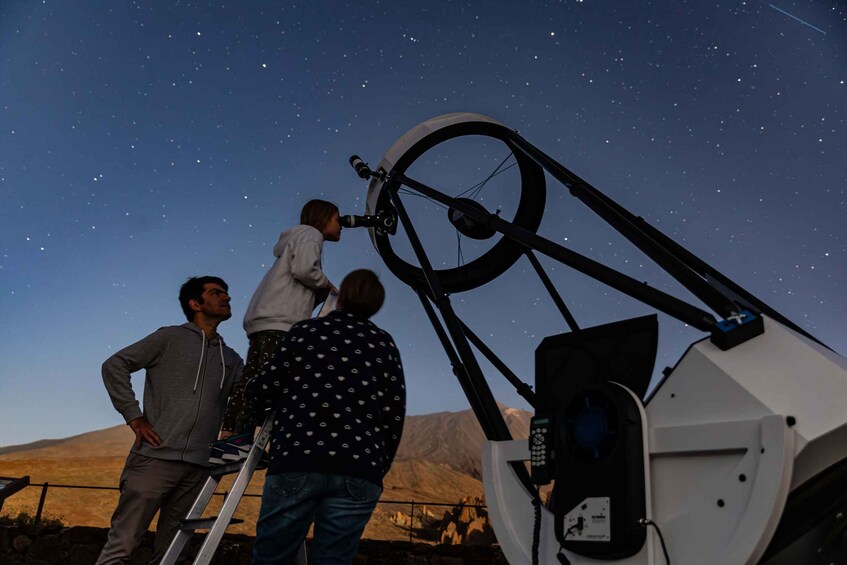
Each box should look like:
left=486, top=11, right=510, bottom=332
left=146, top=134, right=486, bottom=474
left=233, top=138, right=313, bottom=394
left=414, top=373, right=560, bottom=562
left=409, top=500, right=415, bottom=542
left=34, top=482, right=49, bottom=525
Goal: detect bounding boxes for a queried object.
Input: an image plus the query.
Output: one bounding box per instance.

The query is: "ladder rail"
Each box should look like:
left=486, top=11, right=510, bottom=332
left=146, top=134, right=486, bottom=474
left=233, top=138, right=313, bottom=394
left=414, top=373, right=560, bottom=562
left=160, top=472, right=222, bottom=563
left=192, top=414, right=274, bottom=565
left=160, top=412, right=276, bottom=565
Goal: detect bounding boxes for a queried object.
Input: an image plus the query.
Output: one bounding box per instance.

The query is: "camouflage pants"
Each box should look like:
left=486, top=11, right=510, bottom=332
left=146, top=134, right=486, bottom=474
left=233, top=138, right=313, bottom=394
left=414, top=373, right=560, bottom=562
left=222, top=330, right=288, bottom=433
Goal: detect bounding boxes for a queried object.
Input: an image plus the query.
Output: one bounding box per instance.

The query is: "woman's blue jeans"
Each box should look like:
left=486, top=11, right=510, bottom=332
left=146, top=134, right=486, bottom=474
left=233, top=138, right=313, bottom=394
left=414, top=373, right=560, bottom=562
left=252, top=472, right=382, bottom=565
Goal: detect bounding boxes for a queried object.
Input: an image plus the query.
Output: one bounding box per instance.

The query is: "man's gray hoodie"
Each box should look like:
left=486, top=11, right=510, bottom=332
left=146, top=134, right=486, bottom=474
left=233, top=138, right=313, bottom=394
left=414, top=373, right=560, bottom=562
left=102, top=323, right=244, bottom=466
left=242, top=224, right=329, bottom=335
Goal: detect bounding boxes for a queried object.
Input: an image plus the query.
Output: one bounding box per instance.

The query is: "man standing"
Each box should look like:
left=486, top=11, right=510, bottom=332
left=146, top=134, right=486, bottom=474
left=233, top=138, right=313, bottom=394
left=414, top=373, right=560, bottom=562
left=246, top=269, right=405, bottom=565
left=96, top=276, right=244, bottom=565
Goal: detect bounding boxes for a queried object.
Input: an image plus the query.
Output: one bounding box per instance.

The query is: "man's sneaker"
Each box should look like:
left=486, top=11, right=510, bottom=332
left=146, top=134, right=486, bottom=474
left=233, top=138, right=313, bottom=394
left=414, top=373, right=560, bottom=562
left=208, top=442, right=227, bottom=466
left=208, top=432, right=253, bottom=465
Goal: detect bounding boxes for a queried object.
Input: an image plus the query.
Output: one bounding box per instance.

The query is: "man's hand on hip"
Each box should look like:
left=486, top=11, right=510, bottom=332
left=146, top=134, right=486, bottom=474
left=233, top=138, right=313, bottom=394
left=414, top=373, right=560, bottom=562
left=129, top=417, right=162, bottom=448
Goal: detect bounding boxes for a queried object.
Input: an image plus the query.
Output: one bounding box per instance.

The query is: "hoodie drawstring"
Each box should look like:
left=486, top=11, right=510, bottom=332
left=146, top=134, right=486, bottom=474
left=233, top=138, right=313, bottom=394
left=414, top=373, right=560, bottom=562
left=193, top=330, right=227, bottom=392
left=219, top=340, right=226, bottom=390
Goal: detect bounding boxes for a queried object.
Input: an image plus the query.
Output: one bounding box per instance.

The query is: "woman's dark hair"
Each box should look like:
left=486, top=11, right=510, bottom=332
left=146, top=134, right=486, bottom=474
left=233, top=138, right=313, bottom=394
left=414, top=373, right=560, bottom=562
left=338, top=269, right=385, bottom=319
left=300, top=199, right=339, bottom=232
left=179, top=276, right=228, bottom=322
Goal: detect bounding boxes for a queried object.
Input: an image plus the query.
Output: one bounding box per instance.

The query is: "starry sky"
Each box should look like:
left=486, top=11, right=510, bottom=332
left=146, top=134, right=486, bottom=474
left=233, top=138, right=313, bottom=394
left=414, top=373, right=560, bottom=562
left=1, top=1, right=845, bottom=447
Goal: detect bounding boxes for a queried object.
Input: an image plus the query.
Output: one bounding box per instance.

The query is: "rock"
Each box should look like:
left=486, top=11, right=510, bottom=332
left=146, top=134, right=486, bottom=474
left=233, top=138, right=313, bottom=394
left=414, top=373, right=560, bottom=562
left=430, top=556, right=464, bottom=565
left=440, top=521, right=461, bottom=545
left=436, top=496, right=495, bottom=545
left=20, top=525, right=42, bottom=537
left=0, top=523, right=508, bottom=564
left=389, top=511, right=411, bottom=528
left=11, top=534, right=31, bottom=552
left=4, top=554, right=25, bottom=565
left=465, top=517, right=495, bottom=545
left=24, top=534, right=63, bottom=565
left=0, top=526, right=10, bottom=552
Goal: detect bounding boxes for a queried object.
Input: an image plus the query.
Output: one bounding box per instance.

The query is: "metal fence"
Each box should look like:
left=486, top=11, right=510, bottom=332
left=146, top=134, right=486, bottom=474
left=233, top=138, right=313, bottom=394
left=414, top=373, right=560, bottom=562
left=11, top=481, right=487, bottom=543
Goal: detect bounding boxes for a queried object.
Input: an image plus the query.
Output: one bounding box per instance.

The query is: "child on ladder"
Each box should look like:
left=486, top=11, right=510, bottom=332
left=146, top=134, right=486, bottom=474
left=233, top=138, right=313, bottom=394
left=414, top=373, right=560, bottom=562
left=214, top=200, right=343, bottom=462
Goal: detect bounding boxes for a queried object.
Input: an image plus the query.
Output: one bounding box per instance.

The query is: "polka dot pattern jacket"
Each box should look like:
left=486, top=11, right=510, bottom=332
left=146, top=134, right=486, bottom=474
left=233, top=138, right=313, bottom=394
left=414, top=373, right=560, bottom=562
left=245, top=309, right=406, bottom=487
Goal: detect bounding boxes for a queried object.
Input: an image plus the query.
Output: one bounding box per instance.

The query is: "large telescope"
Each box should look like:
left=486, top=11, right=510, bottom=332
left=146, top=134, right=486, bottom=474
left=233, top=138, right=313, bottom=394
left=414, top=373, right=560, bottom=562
left=349, top=113, right=847, bottom=564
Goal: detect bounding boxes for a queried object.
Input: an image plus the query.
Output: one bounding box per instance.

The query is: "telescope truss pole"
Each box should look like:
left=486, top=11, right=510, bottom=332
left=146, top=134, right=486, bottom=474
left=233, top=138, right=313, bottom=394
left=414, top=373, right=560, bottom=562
left=383, top=176, right=520, bottom=444
left=523, top=248, right=581, bottom=332
left=394, top=172, right=718, bottom=332
left=507, top=132, right=743, bottom=320
left=455, top=319, right=537, bottom=407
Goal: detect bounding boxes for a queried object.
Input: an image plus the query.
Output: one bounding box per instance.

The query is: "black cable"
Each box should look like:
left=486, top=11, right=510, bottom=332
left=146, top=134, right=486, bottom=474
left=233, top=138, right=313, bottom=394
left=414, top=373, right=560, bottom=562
left=531, top=488, right=542, bottom=565
left=639, top=518, right=671, bottom=564
left=401, top=154, right=516, bottom=273
left=468, top=161, right=518, bottom=200
left=397, top=188, right=450, bottom=210
left=556, top=524, right=579, bottom=565
left=457, top=151, right=516, bottom=199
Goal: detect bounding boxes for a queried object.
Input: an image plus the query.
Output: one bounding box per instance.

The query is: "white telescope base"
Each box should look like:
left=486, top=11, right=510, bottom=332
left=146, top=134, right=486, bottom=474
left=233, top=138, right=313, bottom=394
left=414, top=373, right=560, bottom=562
left=481, top=314, right=847, bottom=564
left=484, top=415, right=794, bottom=564
left=484, top=439, right=650, bottom=565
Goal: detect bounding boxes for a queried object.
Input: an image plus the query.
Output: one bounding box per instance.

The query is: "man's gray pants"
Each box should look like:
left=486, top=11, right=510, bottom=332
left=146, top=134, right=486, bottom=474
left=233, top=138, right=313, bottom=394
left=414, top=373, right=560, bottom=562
left=95, top=452, right=207, bottom=565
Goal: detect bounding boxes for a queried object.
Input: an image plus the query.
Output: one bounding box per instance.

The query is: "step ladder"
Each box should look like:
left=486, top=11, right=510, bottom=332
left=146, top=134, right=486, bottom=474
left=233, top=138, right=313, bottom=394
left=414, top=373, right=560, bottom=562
left=160, top=412, right=307, bottom=565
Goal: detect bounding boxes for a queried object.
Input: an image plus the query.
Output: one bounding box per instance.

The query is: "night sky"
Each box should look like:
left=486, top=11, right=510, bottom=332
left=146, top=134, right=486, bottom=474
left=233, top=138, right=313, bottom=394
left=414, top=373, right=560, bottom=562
left=2, top=1, right=845, bottom=447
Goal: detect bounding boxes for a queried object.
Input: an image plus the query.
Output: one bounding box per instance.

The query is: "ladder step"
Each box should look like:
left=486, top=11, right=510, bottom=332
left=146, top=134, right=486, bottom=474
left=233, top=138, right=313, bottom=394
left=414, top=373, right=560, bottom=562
left=180, top=517, right=244, bottom=531
left=209, top=461, right=245, bottom=477
left=162, top=415, right=276, bottom=565
left=209, top=456, right=268, bottom=478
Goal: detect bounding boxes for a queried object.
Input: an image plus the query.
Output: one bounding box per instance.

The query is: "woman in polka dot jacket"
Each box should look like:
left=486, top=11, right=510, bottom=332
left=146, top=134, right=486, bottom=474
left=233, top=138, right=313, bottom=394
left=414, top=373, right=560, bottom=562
left=246, top=269, right=406, bottom=564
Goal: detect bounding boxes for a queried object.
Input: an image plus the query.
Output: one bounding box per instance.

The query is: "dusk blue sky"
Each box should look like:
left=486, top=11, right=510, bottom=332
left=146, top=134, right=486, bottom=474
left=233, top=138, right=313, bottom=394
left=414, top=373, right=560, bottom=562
left=1, top=1, right=845, bottom=447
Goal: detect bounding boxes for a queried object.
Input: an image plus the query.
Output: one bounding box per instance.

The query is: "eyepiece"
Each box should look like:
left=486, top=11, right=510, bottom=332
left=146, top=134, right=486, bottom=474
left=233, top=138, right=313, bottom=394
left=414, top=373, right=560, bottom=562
left=349, top=155, right=372, bottom=180
left=338, top=212, right=397, bottom=235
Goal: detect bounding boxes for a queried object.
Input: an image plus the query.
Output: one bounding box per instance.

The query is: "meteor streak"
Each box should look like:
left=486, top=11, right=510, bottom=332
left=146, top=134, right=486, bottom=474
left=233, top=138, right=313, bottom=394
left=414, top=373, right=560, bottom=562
left=769, top=4, right=827, bottom=35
